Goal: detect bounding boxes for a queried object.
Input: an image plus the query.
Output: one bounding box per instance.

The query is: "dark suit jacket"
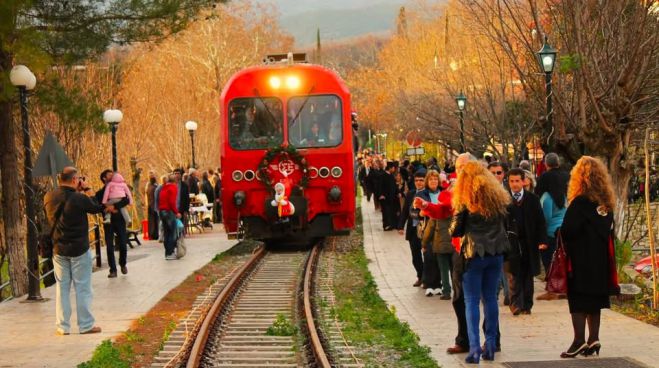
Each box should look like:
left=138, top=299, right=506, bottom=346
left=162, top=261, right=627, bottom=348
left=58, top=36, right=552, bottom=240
left=178, top=181, right=190, bottom=213
left=366, top=168, right=381, bottom=196
left=357, top=165, right=367, bottom=188
left=507, top=190, right=548, bottom=276
left=398, top=188, right=420, bottom=240
left=378, top=172, right=397, bottom=203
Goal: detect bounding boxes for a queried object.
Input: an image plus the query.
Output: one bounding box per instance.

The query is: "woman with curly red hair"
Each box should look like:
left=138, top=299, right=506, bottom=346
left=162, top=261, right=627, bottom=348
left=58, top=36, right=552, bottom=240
left=560, top=156, right=619, bottom=358
left=448, top=161, right=511, bottom=364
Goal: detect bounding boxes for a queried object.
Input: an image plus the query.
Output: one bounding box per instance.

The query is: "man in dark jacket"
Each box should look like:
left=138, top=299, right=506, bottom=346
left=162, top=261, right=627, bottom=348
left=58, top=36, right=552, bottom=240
left=357, top=157, right=371, bottom=202
left=145, top=171, right=159, bottom=240
left=213, top=170, right=222, bottom=223
left=366, top=158, right=381, bottom=210
left=175, top=168, right=190, bottom=233
left=187, top=168, right=200, bottom=195
left=506, top=168, right=548, bottom=315
left=94, top=169, right=130, bottom=278
left=45, top=167, right=121, bottom=335
left=201, top=171, right=215, bottom=203
left=398, top=169, right=426, bottom=286
left=378, top=161, right=398, bottom=230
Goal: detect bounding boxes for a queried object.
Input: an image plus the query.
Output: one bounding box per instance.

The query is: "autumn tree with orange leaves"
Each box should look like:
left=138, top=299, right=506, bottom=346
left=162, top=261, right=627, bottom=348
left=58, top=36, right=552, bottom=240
left=351, top=0, right=658, bottom=236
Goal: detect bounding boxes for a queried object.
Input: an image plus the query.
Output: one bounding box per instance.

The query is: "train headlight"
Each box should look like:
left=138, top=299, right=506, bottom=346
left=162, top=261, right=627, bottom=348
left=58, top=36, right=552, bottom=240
left=232, top=170, right=244, bottom=181
left=269, top=76, right=281, bottom=89
left=233, top=191, right=246, bottom=207
left=319, top=167, right=330, bottom=178
left=331, top=166, right=343, bottom=178
left=286, top=76, right=300, bottom=89
left=309, top=167, right=319, bottom=179
left=328, top=186, right=342, bottom=202
left=244, top=170, right=255, bottom=181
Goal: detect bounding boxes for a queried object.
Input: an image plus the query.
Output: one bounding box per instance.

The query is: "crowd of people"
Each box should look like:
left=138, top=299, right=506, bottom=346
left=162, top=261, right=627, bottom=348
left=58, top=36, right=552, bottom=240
left=357, top=151, right=619, bottom=363
left=44, top=165, right=223, bottom=335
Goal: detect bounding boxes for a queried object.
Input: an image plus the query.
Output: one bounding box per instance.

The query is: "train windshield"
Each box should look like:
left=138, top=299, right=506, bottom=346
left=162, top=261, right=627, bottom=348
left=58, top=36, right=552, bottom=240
left=288, top=95, right=342, bottom=148
left=228, top=97, right=283, bottom=150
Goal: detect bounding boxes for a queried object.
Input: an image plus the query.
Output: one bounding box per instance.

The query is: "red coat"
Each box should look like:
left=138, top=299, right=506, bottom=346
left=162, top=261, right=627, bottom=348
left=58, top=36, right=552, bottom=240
left=423, top=191, right=461, bottom=252
left=158, top=183, right=179, bottom=214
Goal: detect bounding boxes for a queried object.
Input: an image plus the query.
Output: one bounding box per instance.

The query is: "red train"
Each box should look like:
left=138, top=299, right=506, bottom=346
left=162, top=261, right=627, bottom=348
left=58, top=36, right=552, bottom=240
left=220, top=53, right=355, bottom=243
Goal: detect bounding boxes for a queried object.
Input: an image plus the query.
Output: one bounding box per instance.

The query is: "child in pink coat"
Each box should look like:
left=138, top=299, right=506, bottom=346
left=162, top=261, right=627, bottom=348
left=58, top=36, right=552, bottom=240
left=102, top=172, right=133, bottom=224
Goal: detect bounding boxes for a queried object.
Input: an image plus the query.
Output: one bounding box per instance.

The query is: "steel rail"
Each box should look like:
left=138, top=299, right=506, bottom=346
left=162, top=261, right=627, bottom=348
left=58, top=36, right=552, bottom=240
left=186, top=246, right=266, bottom=368
left=304, top=244, right=332, bottom=368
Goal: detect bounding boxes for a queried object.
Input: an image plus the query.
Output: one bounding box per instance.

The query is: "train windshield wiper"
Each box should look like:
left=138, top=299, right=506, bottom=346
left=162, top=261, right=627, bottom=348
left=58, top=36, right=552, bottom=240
left=252, top=88, right=279, bottom=128
left=289, top=86, right=316, bottom=126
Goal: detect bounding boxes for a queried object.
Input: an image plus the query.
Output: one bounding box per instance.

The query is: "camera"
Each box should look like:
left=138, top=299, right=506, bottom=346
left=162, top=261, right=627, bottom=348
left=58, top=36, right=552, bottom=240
left=77, top=176, right=87, bottom=191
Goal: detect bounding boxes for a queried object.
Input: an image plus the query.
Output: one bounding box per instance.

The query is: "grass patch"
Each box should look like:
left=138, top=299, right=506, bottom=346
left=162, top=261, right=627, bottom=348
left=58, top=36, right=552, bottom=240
left=330, top=210, right=438, bottom=367
left=612, top=272, right=659, bottom=326
left=266, top=313, right=298, bottom=336
left=77, top=340, right=132, bottom=368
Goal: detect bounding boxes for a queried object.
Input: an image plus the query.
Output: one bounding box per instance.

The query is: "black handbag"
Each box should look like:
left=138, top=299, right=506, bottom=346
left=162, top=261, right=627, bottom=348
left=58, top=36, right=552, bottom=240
left=39, top=192, right=71, bottom=259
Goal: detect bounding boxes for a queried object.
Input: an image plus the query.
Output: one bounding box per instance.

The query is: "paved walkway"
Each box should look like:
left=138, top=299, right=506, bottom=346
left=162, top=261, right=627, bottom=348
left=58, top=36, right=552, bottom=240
left=0, top=227, right=235, bottom=368
left=362, top=198, right=659, bottom=368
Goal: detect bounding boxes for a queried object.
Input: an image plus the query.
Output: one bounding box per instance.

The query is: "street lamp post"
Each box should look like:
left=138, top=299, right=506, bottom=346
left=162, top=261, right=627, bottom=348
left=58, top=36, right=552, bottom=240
left=10, top=65, right=41, bottom=301
left=103, top=109, right=123, bottom=172
left=537, top=36, right=557, bottom=144
left=185, top=120, right=198, bottom=168
left=455, top=91, right=467, bottom=153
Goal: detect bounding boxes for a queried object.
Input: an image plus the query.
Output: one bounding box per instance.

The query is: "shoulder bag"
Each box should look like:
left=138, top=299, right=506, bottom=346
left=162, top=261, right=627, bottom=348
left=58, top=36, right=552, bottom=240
left=545, top=230, right=570, bottom=294
left=39, top=192, right=72, bottom=259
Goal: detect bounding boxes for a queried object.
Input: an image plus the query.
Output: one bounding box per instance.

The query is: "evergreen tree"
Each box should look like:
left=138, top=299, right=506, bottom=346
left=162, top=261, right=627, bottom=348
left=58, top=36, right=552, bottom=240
left=0, top=0, right=225, bottom=297
left=316, top=28, right=322, bottom=64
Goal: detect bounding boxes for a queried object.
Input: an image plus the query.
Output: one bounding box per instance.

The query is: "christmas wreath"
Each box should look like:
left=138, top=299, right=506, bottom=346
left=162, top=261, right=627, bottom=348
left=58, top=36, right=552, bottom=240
left=257, top=145, right=310, bottom=190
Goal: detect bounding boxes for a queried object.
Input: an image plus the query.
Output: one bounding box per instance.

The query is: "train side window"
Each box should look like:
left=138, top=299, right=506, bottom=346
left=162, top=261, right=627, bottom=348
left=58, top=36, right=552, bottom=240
left=288, top=95, right=342, bottom=148
left=228, top=97, right=283, bottom=150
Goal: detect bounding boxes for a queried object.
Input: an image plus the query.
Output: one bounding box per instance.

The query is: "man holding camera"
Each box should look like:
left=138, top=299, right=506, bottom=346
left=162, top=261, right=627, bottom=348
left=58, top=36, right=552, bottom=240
left=44, top=167, right=126, bottom=335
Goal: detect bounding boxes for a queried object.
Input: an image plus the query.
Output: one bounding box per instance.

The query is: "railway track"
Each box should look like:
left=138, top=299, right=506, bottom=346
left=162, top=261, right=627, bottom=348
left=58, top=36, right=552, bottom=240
left=183, top=243, right=336, bottom=368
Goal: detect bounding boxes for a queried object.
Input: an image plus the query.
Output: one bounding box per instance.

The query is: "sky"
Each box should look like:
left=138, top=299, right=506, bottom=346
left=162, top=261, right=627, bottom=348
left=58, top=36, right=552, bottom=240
left=262, top=0, right=406, bottom=45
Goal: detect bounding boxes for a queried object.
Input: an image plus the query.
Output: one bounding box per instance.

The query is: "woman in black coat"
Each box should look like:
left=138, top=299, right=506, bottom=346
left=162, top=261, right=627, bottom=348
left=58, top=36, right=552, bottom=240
left=559, top=156, right=619, bottom=358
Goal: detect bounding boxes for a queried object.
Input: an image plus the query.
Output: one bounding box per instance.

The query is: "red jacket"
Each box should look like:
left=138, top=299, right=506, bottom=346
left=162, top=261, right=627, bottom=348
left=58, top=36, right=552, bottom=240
left=423, top=191, right=461, bottom=252
left=421, top=190, right=453, bottom=219
left=158, top=183, right=179, bottom=214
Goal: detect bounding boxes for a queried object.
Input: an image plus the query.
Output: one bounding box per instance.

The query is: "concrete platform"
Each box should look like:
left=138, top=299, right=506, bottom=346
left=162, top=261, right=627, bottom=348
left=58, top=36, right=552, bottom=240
left=362, top=198, right=659, bottom=368
left=0, top=227, right=235, bottom=368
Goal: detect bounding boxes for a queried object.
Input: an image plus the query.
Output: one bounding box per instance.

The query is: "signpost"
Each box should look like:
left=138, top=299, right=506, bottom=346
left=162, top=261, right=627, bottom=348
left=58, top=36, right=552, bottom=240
left=33, top=131, right=74, bottom=186
left=406, top=130, right=422, bottom=147
left=406, top=147, right=425, bottom=156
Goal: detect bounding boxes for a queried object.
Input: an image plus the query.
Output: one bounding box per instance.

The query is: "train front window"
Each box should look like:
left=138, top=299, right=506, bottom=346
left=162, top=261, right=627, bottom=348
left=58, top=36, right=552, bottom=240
left=288, top=95, right=342, bottom=148
left=228, top=97, right=283, bottom=150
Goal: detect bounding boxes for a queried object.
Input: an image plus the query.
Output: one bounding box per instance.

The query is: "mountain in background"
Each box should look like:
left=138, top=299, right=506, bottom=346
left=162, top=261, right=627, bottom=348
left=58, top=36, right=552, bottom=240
left=265, top=0, right=405, bottom=46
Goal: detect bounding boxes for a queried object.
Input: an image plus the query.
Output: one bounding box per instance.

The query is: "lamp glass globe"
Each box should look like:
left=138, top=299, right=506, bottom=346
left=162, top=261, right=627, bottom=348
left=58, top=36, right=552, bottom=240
left=185, top=120, right=198, bottom=131
left=9, top=65, right=32, bottom=87
left=26, top=73, right=37, bottom=90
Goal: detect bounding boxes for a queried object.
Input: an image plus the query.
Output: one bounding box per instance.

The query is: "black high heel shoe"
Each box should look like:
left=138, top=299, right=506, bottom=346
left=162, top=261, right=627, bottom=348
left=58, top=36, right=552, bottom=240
left=584, top=341, right=601, bottom=356
left=560, top=342, right=588, bottom=358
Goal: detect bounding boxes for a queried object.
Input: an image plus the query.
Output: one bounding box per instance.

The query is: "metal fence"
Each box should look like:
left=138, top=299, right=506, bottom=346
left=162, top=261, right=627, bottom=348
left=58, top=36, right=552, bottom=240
left=0, top=223, right=102, bottom=303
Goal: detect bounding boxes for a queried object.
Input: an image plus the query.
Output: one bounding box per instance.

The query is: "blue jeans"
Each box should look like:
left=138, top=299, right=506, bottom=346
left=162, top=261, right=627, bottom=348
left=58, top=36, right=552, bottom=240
left=53, top=249, right=95, bottom=333
left=462, top=254, right=503, bottom=350
left=159, top=210, right=176, bottom=256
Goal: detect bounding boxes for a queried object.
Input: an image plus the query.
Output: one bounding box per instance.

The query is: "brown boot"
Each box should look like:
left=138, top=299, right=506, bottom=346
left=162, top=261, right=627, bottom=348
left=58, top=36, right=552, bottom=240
left=536, top=292, right=559, bottom=301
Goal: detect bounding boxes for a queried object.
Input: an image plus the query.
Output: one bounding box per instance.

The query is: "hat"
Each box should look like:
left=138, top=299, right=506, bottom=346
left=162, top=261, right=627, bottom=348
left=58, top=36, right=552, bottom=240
left=414, top=168, right=427, bottom=177
left=448, top=172, right=457, bottom=181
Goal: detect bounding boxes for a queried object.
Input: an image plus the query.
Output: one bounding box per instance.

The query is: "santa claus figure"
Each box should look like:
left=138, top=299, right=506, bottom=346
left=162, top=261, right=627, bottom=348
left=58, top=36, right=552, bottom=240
left=271, top=182, right=295, bottom=217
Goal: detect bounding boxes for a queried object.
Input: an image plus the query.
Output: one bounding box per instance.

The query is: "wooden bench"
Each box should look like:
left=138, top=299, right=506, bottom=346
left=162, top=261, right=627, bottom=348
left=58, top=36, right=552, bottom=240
left=127, top=229, right=141, bottom=248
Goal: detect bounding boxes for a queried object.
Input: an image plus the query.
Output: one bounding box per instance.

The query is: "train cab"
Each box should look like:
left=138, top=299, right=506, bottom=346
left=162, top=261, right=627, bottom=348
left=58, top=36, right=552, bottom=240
left=220, top=53, right=355, bottom=243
